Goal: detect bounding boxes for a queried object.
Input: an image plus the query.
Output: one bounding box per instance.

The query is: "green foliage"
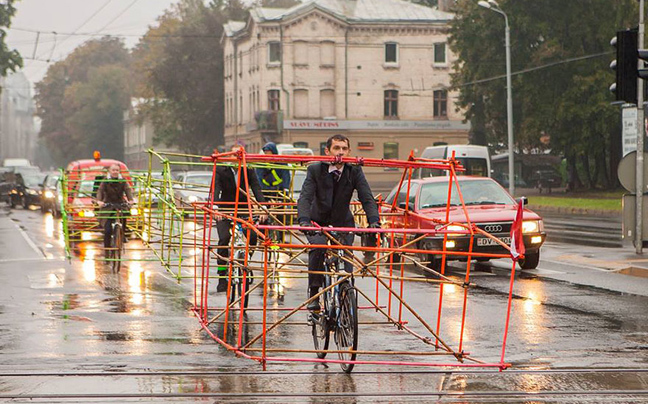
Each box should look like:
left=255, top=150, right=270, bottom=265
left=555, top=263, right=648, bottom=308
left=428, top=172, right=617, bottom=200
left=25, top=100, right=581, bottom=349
left=0, top=0, right=22, bottom=77
left=449, top=0, right=637, bottom=189
left=133, top=0, right=231, bottom=155
left=35, top=37, right=131, bottom=165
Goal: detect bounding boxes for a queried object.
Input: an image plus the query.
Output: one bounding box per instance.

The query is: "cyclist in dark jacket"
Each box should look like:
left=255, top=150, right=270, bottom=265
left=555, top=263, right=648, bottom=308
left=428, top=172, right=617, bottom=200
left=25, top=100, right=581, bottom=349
left=97, top=163, right=134, bottom=248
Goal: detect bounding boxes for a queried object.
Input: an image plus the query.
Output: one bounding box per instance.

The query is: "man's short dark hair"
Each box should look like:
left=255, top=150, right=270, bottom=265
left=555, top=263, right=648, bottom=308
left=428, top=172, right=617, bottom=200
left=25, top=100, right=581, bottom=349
left=326, top=134, right=350, bottom=149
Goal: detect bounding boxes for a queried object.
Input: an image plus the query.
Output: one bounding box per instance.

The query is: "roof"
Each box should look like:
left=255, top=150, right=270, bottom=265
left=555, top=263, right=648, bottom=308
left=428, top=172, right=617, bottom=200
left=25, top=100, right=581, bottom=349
left=223, top=21, right=246, bottom=37
left=248, top=0, right=453, bottom=25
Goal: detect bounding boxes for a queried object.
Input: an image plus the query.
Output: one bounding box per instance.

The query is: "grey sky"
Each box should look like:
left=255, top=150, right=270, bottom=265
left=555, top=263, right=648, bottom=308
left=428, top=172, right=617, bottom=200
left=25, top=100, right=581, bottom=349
left=7, top=0, right=181, bottom=87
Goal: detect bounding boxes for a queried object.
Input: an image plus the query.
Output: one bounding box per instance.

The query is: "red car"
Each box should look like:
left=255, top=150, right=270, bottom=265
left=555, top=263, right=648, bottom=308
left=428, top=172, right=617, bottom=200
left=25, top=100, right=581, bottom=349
left=380, top=176, right=546, bottom=270
left=65, top=157, right=134, bottom=241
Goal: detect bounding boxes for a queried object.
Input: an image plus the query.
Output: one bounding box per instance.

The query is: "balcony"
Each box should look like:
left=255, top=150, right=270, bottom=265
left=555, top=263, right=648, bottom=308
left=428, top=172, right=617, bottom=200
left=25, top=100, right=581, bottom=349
left=246, top=110, right=283, bottom=133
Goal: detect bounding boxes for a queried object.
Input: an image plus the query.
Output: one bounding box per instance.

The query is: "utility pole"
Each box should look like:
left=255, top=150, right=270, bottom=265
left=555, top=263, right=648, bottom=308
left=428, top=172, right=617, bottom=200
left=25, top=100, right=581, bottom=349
left=637, top=0, right=645, bottom=254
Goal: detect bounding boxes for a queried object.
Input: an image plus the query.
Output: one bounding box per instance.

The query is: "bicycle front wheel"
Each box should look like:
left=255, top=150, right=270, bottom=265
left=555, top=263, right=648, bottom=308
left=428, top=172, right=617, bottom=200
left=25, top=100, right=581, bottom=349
left=335, top=282, right=358, bottom=373
left=111, top=224, right=123, bottom=273
left=311, top=289, right=330, bottom=359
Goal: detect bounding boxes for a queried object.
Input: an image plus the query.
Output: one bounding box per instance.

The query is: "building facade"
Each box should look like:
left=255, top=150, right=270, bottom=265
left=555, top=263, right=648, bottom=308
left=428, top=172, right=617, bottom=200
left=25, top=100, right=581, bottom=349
left=222, top=0, right=469, bottom=185
left=0, top=72, right=37, bottom=164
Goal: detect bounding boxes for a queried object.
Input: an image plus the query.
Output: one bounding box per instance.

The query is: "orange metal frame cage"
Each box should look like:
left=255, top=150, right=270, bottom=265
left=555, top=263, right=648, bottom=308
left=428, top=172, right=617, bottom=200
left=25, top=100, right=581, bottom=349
left=190, top=148, right=523, bottom=371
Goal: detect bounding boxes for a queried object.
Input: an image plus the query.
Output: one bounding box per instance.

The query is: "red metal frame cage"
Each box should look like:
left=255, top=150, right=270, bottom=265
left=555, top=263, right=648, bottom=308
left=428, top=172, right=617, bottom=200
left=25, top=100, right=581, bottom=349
left=189, top=148, right=522, bottom=371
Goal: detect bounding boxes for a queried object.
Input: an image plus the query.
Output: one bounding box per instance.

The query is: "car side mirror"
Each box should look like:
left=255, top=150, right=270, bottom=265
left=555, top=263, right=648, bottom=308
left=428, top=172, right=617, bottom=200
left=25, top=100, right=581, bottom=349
left=518, top=196, right=528, bottom=206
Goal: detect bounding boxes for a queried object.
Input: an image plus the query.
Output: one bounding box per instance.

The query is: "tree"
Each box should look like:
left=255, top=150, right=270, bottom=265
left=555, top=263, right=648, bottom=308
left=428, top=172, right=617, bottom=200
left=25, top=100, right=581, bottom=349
left=133, top=0, right=229, bottom=155
left=0, top=1, right=22, bottom=77
left=35, top=37, right=131, bottom=165
left=449, top=0, right=637, bottom=189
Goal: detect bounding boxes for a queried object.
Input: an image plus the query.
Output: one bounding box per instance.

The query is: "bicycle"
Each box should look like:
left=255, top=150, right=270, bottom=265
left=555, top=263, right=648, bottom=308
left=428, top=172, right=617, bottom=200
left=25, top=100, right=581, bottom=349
left=228, top=220, right=255, bottom=309
left=103, top=202, right=130, bottom=273
left=309, top=231, right=359, bottom=373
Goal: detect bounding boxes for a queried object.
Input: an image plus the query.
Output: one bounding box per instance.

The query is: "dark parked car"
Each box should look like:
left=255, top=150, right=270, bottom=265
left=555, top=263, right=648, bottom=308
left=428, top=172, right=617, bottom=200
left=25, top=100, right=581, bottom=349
left=529, top=168, right=562, bottom=193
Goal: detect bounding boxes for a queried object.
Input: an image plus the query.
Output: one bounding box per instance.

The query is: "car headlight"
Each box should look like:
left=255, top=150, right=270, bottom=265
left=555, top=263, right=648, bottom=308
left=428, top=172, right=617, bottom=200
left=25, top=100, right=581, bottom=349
left=44, top=190, right=55, bottom=199
left=130, top=207, right=139, bottom=216
left=446, top=224, right=465, bottom=237
left=188, top=195, right=198, bottom=203
left=26, top=189, right=37, bottom=195
left=79, top=210, right=95, bottom=218
left=522, top=220, right=541, bottom=234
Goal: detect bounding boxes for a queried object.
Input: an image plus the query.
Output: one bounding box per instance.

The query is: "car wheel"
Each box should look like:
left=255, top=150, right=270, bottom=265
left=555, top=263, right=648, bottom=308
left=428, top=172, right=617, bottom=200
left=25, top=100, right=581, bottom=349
left=10, top=195, right=16, bottom=209
left=22, top=197, right=29, bottom=209
left=519, top=251, right=540, bottom=270
left=475, top=257, right=491, bottom=263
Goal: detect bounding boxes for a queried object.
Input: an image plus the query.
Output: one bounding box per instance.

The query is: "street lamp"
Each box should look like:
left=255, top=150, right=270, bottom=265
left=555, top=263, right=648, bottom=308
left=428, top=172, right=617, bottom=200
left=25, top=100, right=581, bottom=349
left=478, top=0, right=515, bottom=196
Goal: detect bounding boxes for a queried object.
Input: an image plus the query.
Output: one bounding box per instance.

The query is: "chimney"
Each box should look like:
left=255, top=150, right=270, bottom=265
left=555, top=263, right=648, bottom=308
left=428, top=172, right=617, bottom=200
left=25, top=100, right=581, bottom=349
left=438, top=0, right=454, bottom=12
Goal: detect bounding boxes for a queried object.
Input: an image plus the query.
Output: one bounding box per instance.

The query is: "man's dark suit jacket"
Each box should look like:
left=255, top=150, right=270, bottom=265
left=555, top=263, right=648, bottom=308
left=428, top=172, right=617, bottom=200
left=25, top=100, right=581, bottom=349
left=297, top=162, right=379, bottom=227
left=212, top=166, right=266, bottom=210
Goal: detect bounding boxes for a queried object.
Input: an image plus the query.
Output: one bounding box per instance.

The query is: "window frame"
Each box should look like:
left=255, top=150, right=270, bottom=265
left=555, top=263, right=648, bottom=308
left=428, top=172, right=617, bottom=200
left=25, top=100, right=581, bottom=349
left=433, top=89, right=448, bottom=119
left=268, top=89, right=281, bottom=111
left=433, top=42, right=447, bottom=66
left=268, top=41, right=281, bottom=65
left=384, top=42, right=398, bottom=64
left=384, top=90, right=399, bottom=119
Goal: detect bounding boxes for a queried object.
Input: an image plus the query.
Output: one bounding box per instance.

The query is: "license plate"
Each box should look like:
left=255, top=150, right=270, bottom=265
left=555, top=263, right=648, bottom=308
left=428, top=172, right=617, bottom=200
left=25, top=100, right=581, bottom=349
left=477, top=236, right=510, bottom=247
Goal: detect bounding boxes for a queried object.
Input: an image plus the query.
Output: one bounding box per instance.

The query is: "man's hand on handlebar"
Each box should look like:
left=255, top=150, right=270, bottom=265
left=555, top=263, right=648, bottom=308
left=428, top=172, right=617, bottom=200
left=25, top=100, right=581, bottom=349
left=299, top=221, right=317, bottom=237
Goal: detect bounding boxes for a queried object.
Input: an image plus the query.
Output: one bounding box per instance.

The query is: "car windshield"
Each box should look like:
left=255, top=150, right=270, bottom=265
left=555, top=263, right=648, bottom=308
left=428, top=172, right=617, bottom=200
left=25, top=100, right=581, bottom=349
left=45, top=175, right=60, bottom=187
left=418, top=179, right=514, bottom=209
left=185, top=174, right=212, bottom=188
left=23, top=175, right=43, bottom=187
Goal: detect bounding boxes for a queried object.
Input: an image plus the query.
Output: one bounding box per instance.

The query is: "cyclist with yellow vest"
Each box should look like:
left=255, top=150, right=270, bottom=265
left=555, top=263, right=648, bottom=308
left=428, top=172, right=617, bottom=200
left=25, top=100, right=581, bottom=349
left=257, top=142, right=291, bottom=195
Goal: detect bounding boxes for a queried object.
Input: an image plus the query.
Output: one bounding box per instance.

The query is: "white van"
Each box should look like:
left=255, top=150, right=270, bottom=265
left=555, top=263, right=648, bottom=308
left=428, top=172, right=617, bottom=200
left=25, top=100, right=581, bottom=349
left=3, top=158, right=31, bottom=168
left=415, top=145, right=491, bottom=178
left=280, top=147, right=314, bottom=156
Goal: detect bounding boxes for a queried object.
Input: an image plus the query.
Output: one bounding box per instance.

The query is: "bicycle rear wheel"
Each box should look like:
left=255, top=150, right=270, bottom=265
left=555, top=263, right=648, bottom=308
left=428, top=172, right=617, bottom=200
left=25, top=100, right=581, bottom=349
left=229, top=251, right=249, bottom=309
left=335, top=282, right=358, bottom=373
left=111, top=224, right=123, bottom=273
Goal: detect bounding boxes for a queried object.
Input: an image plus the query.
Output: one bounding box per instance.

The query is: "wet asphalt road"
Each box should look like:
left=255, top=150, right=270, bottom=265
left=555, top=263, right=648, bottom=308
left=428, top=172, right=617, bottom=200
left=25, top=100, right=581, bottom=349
left=0, top=206, right=647, bottom=402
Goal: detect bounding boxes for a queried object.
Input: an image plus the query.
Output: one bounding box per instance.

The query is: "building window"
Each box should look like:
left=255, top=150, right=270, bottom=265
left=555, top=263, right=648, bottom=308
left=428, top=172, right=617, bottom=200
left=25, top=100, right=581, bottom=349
left=294, top=89, right=309, bottom=118
left=268, top=42, right=281, bottom=64
left=384, top=90, right=398, bottom=118
left=434, top=43, right=446, bottom=65
left=320, top=41, right=335, bottom=66
left=433, top=90, right=448, bottom=118
left=384, top=142, right=399, bottom=160
left=320, top=89, right=335, bottom=118
left=294, top=141, right=308, bottom=148
left=293, top=41, right=308, bottom=66
left=268, top=89, right=280, bottom=111
left=320, top=142, right=327, bottom=155
left=385, top=43, right=398, bottom=63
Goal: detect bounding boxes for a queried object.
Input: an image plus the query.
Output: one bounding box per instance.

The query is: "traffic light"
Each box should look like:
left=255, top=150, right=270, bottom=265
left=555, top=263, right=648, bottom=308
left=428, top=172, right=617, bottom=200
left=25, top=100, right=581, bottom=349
left=610, top=29, right=638, bottom=104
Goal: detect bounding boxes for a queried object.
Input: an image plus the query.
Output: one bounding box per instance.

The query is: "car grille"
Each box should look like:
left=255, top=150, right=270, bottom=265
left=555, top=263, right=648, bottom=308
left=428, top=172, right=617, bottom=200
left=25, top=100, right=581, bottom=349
left=476, top=222, right=512, bottom=234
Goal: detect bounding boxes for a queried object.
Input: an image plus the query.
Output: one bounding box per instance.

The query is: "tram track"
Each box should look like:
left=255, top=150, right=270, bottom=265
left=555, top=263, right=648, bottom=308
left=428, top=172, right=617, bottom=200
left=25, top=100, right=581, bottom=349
left=1, top=368, right=647, bottom=402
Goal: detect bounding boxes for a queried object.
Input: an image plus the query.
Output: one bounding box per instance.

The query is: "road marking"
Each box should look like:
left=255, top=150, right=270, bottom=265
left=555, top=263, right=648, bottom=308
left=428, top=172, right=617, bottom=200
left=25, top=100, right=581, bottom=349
left=13, top=220, right=47, bottom=259
left=0, top=257, right=49, bottom=263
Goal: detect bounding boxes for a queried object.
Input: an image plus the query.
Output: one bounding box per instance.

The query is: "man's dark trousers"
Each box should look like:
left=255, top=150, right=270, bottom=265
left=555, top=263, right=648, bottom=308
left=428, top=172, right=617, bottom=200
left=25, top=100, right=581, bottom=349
left=306, top=232, right=354, bottom=288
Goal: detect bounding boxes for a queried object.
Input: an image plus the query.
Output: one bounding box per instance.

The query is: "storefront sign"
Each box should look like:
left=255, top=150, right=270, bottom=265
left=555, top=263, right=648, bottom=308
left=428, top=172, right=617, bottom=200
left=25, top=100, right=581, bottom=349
left=283, top=119, right=471, bottom=131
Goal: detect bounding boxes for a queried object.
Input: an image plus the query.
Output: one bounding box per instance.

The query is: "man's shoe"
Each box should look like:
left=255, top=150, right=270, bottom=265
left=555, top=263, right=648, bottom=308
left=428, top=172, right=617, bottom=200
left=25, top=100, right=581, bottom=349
left=216, top=282, right=227, bottom=293
left=307, top=299, right=321, bottom=312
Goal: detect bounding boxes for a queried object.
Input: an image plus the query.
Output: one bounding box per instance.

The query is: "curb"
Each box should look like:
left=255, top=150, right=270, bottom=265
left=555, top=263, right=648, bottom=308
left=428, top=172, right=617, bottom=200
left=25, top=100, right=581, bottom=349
left=529, top=205, right=621, bottom=218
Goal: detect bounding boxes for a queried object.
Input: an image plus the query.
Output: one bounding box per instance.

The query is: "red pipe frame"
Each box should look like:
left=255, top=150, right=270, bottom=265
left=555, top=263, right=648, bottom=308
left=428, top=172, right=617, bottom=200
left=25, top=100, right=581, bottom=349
left=190, top=148, right=520, bottom=371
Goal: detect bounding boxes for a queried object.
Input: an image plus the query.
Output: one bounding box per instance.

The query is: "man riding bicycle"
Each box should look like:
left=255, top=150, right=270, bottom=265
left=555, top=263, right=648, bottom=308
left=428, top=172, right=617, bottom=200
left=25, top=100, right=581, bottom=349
left=213, top=144, right=267, bottom=293
left=297, top=134, right=380, bottom=312
left=96, top=163, right=134, bottom=249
